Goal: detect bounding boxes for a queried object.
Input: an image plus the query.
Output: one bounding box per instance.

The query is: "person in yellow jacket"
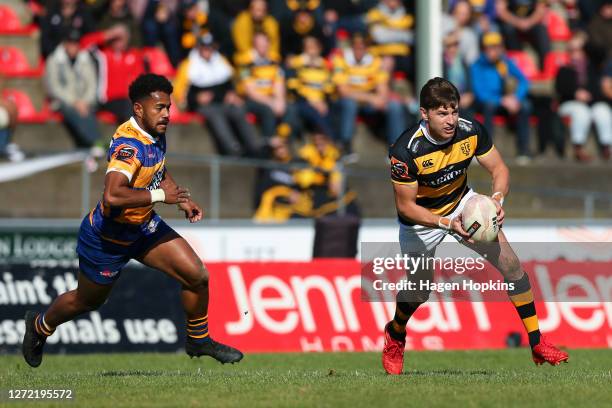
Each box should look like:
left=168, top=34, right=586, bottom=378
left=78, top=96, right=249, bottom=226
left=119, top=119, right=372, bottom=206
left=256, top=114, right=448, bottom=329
left=232, top=0, right=280, bottom=61
left=332, top=32, right=407, bottom=151
left=365, top=0, right=414, bottom=73
left=286, top=36, right=335, bottom=138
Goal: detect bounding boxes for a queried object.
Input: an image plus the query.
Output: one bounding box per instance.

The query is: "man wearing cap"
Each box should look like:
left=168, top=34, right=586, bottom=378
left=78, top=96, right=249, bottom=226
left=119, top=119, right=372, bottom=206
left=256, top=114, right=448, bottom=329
left=45, top=29, right=102, bottom=150
left=174, top=33, right=263, bottom=157
left=470, top=31, right=531, bottom=164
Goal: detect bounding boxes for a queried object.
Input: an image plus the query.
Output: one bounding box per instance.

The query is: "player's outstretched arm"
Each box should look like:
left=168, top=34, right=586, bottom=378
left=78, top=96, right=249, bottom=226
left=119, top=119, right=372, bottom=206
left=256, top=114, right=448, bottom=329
left=161, top=170, right=204, bottom=223
left=393, top=182, right=470, bottom=239
left=103, top=171, right=189, bottom=209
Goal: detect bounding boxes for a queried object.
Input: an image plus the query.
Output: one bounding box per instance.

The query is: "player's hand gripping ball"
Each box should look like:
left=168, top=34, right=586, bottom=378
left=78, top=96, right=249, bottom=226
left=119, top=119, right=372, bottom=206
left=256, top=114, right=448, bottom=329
left=461, top=194, right=499, bottom=242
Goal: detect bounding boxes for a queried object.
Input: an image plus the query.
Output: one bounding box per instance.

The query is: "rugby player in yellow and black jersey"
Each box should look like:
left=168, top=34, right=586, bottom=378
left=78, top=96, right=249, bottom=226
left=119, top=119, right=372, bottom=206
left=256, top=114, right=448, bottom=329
left=22, top=74, right=243, bottom=367
left=382, top=77, right=568, bottom=375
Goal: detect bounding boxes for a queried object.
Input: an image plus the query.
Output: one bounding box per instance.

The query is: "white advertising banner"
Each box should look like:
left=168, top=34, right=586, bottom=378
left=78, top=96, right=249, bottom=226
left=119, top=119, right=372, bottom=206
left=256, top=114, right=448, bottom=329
left=172, top=221, right=612, bottom=262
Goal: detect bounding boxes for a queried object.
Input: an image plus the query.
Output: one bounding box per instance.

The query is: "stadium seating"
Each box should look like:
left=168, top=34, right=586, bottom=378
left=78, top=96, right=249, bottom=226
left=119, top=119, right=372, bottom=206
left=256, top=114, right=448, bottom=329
left=0, top=46, right=42, bottom=77
left=506, top=50, right=540, bottom=81
left=545, top=10, right=571, bottom=43
left=0, top=4, right=37, bottom=35
left=170, top=100, right=203, bottom=125
left=143, top=47, right=176, bottom=78
left=1, top=88, right=58, bottom=123
left=541, top=51, right=570, bottom=81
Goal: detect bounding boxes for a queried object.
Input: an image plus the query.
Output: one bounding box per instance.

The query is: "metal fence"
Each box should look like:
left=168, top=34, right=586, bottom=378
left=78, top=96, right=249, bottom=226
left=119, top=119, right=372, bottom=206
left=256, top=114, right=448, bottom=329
left=2, top=151, right=611, bottom=220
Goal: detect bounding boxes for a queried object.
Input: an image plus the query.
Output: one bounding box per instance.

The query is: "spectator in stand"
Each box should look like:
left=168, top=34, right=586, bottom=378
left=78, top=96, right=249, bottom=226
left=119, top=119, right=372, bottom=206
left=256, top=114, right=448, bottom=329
left=140, top=0, right=182, bottom=66
left=178, top=0, right=210, bottom=58
left=322, top=0, right=377, bottom=48
left=332, top=32, right=406, bottom=151
left=0, top=77, right=24, bottom=162
left=471, top=31, right=531, bottom=163
left=443, top=31, right=475, bottom=116
left=365, top=0, right=414, bottom=74
left=295, top=131, right=359, bottom=215
left=495, top=0, right=551, bottom=69
left=40, top=0, right=96, bottom=58
left=95, top=0, right=143, bottom=47
left=287, top=36, right=335, bottom=139
left=232, top=0, right=281, bottom=62
left=174, top=33, right=263, bottom=157
left=207, top=0, right=250, bottom=57
left=448, top=0, right=481, bottom=64
left=586, top=0, right=612, bottom=62
left=449, top=0, right=498, bottom=34
left=556, top=34, right=611, bottom=161
left=237, top=32, right=297, bottom=141
left=280, top=2, right=329, bottom=58
left=83, top=24, right=145, bottom=123
left=45, top=29, right=102, bottom=150
left=253, top=136, right=301, bottom=222
left=253, top=132, right=358, bottom=222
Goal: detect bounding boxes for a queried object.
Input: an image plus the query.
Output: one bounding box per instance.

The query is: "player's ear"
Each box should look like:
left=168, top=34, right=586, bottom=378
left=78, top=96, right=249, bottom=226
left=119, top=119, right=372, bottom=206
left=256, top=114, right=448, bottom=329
left=419, top=107, right=428, bottom=122
left=133, top=101, right=143, bottom=119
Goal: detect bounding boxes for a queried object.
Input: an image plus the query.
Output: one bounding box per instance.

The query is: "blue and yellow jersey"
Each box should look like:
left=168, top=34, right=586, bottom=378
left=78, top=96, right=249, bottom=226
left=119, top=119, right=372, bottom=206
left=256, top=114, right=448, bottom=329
left=89, top=117, right=166, bottom=244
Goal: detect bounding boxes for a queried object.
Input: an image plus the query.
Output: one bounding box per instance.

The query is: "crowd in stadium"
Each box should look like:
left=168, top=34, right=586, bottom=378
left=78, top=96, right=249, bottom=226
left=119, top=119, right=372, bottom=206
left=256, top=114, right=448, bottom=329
left=0, top=1, right=610, bottom=192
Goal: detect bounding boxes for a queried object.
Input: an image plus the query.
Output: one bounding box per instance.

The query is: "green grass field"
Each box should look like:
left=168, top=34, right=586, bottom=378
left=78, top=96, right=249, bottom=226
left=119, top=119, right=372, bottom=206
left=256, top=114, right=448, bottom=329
left=1, top=349, right=610, bottom=407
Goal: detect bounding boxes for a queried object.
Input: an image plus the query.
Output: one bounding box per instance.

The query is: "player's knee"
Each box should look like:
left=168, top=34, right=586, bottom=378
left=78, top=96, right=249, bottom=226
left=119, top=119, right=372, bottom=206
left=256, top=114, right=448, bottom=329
left=184, top=264, right=209, bottom=291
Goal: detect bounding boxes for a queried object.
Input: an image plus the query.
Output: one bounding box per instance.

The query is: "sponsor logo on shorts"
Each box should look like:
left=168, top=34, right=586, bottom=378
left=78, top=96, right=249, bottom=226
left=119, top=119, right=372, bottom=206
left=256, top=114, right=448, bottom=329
left=147, top=218, right=159, bottom=234
left=100, top=270, right=119, bottom=278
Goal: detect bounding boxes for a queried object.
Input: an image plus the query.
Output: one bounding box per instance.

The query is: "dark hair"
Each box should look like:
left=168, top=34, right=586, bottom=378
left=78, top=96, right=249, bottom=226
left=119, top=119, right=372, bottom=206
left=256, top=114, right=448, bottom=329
left=419, top=77, right=460, bottom=110
left=128, top=74, right=173, bottom=104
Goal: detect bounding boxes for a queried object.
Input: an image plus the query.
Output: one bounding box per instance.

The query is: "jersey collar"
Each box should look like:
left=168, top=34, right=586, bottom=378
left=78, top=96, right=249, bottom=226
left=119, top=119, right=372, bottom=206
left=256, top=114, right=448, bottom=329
left=130, top=117, right=157, bottom=143
left=420, top=121, right=453, bottom=146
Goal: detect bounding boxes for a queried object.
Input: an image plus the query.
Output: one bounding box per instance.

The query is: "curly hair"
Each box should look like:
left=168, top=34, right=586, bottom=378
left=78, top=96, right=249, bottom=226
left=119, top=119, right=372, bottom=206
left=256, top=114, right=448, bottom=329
left=128, top=74, right=173, bottom=104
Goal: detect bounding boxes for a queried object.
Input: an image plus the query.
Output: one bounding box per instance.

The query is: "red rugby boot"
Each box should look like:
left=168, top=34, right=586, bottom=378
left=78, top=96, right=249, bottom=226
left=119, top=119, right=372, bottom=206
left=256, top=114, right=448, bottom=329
left=532, top=335, right=569, bottom=366
left=382, top=322, right=406, bottom=375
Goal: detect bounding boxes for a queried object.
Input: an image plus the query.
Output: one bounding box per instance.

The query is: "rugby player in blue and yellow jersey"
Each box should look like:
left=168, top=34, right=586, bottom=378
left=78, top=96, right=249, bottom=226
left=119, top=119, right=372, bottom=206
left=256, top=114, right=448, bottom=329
left=22, top=74, right=243, bottom=367
left=382, top=77, right=568, bottom=375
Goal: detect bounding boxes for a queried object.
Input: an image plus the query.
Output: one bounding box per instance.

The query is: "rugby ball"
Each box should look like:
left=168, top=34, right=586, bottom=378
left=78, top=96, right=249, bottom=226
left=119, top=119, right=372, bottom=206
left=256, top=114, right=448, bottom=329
left=461, top=194, right=499, bottom=242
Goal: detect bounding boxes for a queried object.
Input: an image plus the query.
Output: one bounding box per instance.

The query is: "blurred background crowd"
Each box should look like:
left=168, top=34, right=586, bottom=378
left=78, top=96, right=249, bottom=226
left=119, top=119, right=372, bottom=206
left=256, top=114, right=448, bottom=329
left=0, top=0, right=610, bottom=220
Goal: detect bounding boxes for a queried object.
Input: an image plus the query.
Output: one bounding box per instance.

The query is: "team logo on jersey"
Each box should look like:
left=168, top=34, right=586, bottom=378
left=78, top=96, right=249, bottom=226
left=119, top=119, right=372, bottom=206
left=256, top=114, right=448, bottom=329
left=422, top=159, right=434, bottom=168
left=390, top=157, right=412, bottom=181
left=458, top=118, right=473, bottom=132
left=114, top=144, right=138, bottom=163
left=460, top=141, right=471, bottom=156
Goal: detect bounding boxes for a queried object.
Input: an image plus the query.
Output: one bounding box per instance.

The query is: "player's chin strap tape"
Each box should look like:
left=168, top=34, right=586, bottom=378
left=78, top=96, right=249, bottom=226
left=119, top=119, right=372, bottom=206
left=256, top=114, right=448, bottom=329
left=150, top=189, right=166, bottom=204
left=438, top=216, right=454, bottom=231
left=492, top=192, right=505, bottom=206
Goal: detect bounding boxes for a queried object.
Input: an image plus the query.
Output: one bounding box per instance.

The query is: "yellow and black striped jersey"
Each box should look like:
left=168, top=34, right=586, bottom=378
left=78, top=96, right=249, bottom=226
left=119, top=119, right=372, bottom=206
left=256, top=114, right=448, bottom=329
left=286, top=54, right=334, bottom=102
left=389, top=118, right=493, bottom=224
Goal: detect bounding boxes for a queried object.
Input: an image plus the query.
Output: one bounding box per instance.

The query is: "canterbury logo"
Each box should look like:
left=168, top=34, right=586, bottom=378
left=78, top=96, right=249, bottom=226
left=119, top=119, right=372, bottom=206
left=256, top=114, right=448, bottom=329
left=422, top=159, right=434, bottom=168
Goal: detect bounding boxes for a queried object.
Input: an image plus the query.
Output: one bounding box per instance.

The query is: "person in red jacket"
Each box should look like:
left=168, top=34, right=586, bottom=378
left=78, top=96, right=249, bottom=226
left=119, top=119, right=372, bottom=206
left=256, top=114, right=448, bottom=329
left=82, top=24, right=146, bottom=123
